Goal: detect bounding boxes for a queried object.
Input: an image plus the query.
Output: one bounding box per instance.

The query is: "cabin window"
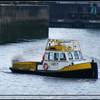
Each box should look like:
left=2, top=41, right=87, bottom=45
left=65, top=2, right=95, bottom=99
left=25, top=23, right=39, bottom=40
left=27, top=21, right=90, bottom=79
left=54, top=53, right=59, bottom=60
left=74, top=51, right=79, bottom=59
left=79, top=51, right=83, bottom=59
left=68, top=52, right=73, bottom=60
left=48, top=52, right=53, bottom=60
left=60, top=53, right=66, bottom=60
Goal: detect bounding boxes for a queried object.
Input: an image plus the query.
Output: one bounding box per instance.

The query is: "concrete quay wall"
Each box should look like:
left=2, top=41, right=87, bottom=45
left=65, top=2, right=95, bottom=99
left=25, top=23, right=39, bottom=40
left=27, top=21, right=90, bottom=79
left=0, top=5, right=49, bottom=44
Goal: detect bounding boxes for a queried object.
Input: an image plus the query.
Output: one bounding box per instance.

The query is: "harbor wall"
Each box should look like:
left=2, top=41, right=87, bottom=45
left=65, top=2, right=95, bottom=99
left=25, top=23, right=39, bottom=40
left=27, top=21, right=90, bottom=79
left=0, top=5, right=49, bottom=44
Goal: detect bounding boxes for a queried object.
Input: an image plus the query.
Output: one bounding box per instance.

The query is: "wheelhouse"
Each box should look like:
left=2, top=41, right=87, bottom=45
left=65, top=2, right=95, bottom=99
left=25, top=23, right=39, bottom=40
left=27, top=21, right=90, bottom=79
left=44, top=39, right=83, bottom=62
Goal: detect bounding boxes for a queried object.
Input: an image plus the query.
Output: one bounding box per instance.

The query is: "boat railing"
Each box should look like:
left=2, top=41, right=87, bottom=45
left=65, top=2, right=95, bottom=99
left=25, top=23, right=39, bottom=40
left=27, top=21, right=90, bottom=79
left=45, top=39, right=81, bottom=51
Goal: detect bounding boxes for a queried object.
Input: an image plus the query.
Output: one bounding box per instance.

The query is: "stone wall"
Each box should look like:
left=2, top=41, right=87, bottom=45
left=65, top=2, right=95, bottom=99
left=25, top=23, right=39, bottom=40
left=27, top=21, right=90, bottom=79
left=0, top=5, right=49, bottom=44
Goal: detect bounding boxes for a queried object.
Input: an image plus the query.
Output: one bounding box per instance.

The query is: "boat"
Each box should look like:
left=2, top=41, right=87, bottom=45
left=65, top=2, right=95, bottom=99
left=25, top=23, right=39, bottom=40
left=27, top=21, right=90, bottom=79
left=9, top=39, right=98, bottom=79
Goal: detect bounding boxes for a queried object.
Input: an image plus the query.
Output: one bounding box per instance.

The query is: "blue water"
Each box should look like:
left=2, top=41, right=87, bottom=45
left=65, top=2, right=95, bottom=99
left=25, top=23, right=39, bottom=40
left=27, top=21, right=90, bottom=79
left=0, top=28, right=100, bottom=99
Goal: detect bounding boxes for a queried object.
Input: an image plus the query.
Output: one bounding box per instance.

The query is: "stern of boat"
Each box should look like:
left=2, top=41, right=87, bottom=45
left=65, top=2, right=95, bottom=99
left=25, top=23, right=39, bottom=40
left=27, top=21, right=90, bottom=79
left=91, top=60, right=98, bottom=79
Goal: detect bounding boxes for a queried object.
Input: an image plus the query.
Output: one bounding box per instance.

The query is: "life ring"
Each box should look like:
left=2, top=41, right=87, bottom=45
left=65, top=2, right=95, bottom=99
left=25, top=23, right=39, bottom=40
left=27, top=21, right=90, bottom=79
left=43, top=63, right=48, bottom=70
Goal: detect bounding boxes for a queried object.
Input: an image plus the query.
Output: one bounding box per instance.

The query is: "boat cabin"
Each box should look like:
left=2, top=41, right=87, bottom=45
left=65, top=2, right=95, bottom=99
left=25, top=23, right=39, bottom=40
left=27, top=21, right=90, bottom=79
left=38, top=39, right=85, bottom=71
left=44, top=50, right=83, bottom=62
left=44, top=39, right=83, bottom=61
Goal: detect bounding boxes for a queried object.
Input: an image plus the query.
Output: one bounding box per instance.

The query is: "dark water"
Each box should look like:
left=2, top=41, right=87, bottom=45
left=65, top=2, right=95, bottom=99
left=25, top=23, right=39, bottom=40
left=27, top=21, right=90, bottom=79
left=0, top=28, right=100, bottom=99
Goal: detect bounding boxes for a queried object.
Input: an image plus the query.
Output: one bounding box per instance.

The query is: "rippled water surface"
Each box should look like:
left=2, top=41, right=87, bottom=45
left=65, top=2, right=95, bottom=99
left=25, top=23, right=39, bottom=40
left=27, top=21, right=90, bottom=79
left=0, top=28, right=100, bottom=99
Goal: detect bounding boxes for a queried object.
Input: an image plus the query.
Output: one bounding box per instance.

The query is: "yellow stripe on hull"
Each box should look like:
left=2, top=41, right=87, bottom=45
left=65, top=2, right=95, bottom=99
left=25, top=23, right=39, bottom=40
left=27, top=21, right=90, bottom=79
left=13, top=62, right=37, bottom=70
left=57, top=63, right=92, bottom=72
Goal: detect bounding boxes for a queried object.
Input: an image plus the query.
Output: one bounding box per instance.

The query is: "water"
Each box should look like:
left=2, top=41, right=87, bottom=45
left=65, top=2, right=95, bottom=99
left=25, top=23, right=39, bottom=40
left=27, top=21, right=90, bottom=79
left=0, top=28, right=100, bottom=99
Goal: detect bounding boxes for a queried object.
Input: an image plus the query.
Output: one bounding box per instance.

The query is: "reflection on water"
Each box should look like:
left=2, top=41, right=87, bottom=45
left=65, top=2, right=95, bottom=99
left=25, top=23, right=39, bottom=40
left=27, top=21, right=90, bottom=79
left=0, top=28, right=100, bottom=99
